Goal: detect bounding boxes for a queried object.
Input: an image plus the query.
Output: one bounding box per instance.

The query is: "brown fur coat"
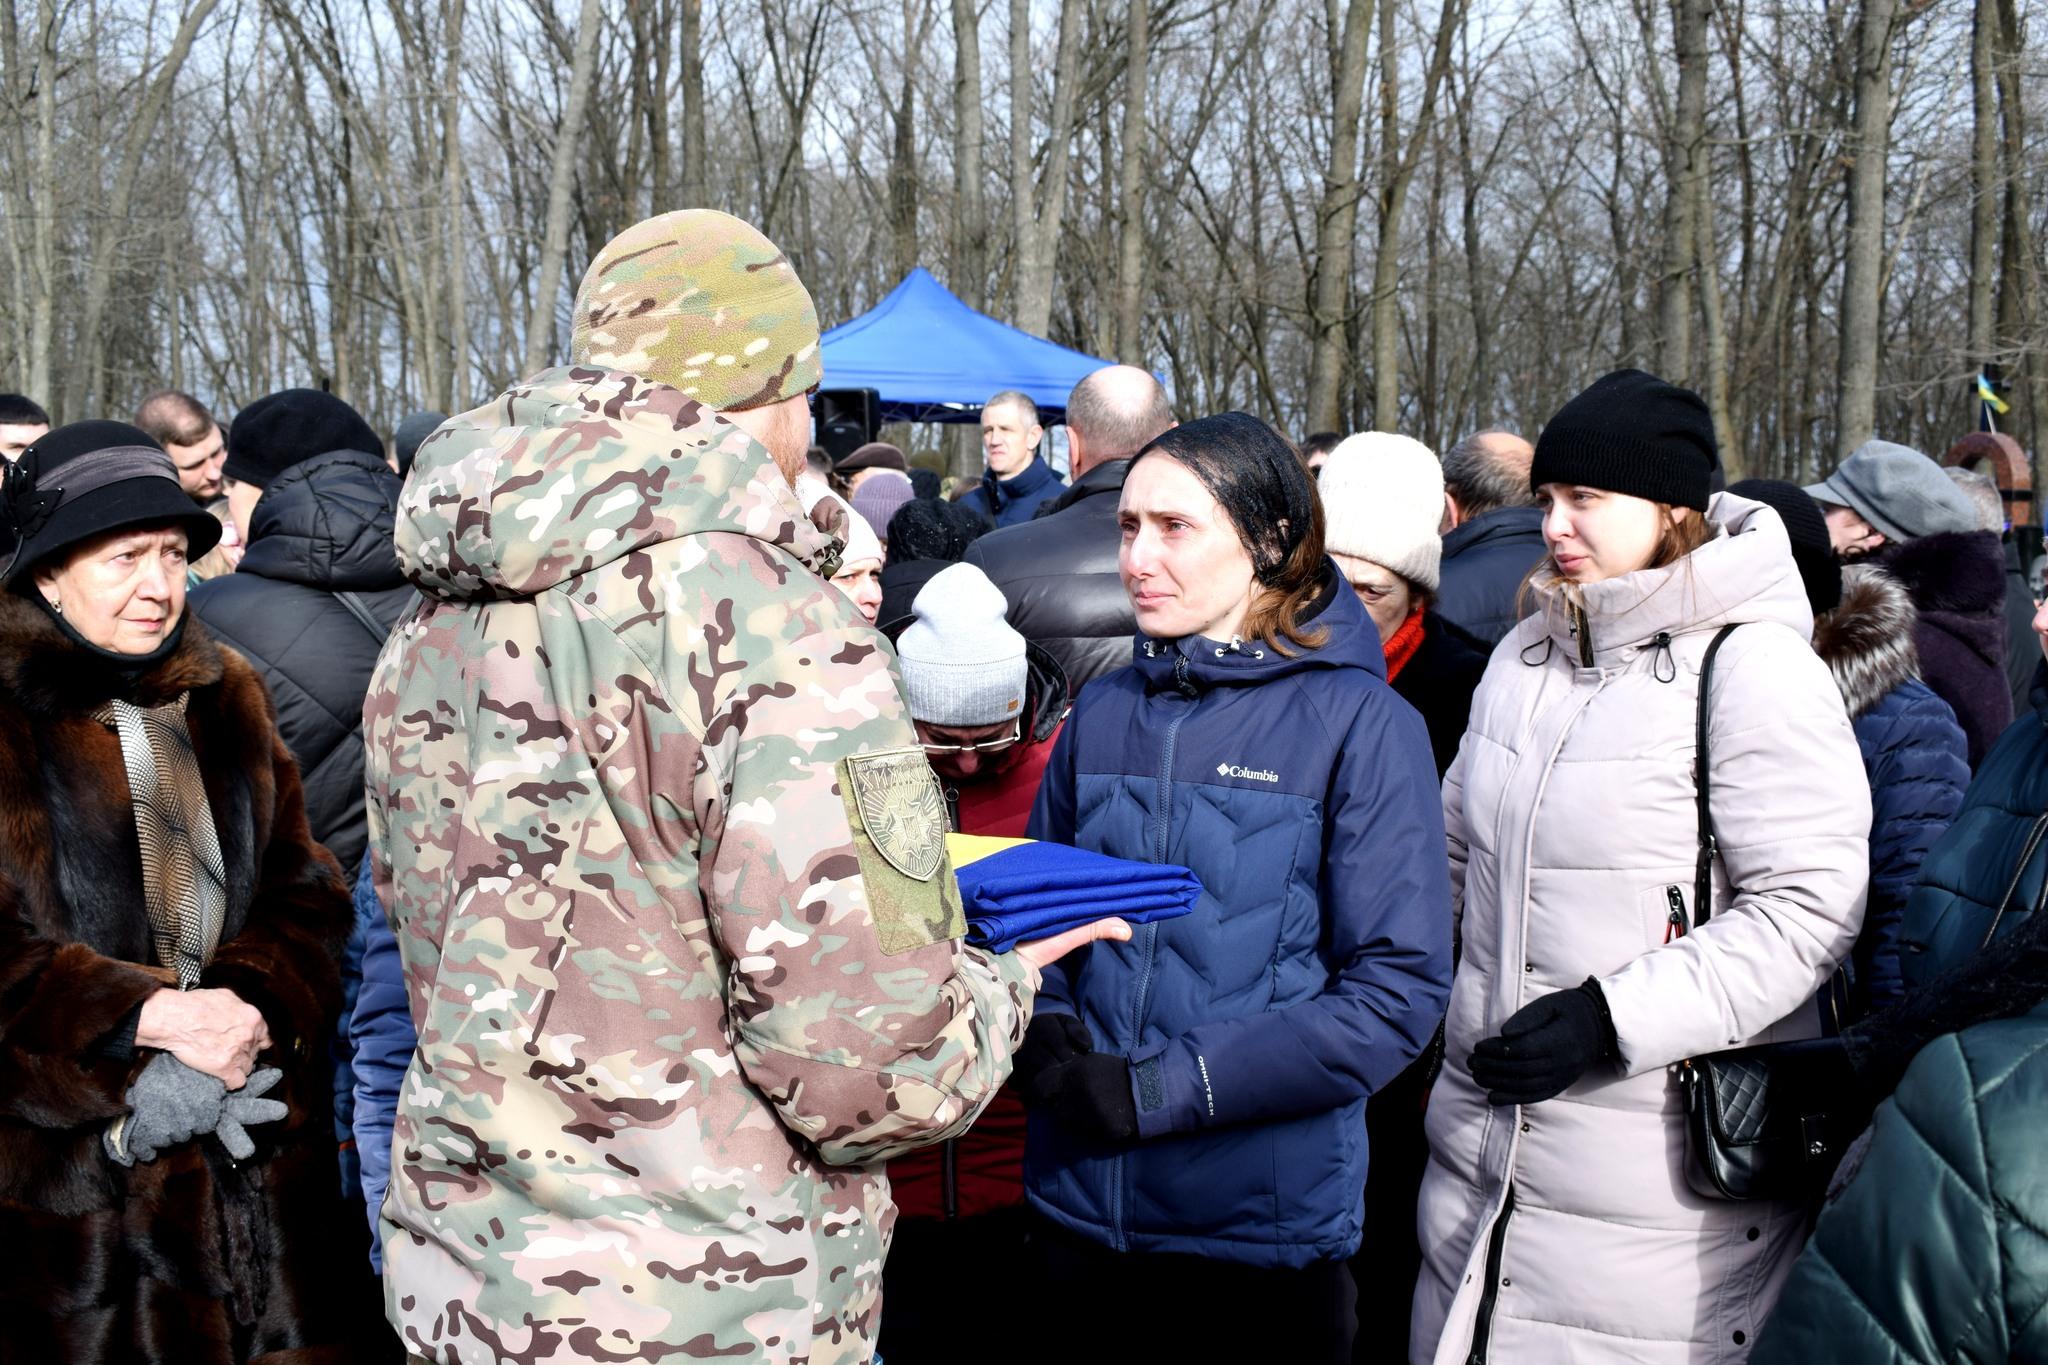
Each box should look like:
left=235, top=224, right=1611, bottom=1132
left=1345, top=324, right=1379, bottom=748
left=0, top=591, right=355, bottom=1363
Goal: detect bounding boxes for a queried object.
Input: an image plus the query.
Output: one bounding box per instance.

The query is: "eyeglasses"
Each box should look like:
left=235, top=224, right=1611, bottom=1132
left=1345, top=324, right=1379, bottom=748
left=919, top=721, right=1021, bottom=755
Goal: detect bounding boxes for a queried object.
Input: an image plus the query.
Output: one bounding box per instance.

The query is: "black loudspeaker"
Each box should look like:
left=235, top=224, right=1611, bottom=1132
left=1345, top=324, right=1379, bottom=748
left=814, top=388, right=880, bottom=463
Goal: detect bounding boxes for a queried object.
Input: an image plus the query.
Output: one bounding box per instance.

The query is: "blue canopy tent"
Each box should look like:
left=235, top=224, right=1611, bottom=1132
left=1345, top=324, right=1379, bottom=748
left=818, top=267, right=1113, bottom=424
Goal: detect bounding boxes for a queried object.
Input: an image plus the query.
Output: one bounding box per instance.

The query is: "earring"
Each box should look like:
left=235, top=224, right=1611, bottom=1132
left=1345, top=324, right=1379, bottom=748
left=50, top=600, right=60, bottom=614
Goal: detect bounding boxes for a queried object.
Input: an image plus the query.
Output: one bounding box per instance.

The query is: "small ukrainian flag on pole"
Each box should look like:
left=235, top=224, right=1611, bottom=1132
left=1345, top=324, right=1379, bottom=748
left=1980, top=371, right=2011, bottom=418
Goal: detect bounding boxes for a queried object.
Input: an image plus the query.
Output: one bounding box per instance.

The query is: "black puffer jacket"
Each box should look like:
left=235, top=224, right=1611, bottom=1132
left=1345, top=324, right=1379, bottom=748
left=188, top=449, right=413, bottom=873
left=965, top=459, right=1134, bottom=692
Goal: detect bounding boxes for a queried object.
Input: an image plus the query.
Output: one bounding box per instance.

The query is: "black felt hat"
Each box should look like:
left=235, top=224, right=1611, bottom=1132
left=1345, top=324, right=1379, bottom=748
left=2, top=421, right=223, bottom=579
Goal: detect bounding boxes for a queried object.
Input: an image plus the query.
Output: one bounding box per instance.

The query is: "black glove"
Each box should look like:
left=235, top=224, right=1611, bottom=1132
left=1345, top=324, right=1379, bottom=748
left=1468, top=978, right=1617, bottom=1107
left=1041, top=1052, right=1140, bottom=1144
left=1014, top=1012, right=1094, bottom=1107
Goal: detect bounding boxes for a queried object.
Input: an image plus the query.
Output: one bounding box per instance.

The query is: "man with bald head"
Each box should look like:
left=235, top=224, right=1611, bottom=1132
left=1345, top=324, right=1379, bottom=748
left=966, top=364, right=1176, bottom=689
left=1435, top=427, right=1544, bottom=645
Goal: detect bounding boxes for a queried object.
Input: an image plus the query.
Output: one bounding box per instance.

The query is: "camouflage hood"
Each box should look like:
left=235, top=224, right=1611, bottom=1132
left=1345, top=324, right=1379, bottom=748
left=394, top=365, right=838, bottom=599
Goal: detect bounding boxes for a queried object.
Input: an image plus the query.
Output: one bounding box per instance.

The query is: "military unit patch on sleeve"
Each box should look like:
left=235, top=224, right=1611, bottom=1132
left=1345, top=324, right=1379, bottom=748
left=837, top=747, right=964, bottom=954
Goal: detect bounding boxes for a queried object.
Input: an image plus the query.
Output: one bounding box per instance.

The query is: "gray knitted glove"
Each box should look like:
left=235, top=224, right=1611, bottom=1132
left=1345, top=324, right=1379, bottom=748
left=213, top=1067, right=287, bottom=1159
left=105, top=1053, right=226, bottom=1167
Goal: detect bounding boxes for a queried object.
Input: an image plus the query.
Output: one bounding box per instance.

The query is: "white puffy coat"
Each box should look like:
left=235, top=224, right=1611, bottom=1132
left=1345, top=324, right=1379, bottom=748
left=1411, top=494, right=1871, bottom=1364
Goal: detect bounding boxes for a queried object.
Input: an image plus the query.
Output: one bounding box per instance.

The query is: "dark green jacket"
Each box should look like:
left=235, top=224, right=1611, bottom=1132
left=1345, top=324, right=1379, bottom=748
left=1751, top=1003, right=2048, bottom=1363
left=1900, top=670, right=2048, bottom=988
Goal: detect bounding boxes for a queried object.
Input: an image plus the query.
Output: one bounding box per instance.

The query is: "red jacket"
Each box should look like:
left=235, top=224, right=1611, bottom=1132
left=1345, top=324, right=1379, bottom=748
left=892, top=720, right=1064, bottom=1220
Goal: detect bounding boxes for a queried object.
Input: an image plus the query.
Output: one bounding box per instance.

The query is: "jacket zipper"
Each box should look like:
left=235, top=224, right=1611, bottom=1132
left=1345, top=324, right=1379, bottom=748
left=1664, top=884, right=1689, bottom=942
left=1116, top=658, right=1192, bottom=1250
left=1570, top=602, right=1594, bottom=668
left=1466, top=1184, right=1517, bottom=1365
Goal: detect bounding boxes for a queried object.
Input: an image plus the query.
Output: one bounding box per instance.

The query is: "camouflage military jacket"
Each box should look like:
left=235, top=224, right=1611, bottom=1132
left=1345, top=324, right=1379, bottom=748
left=362, top=366, right=1036, bottom=1363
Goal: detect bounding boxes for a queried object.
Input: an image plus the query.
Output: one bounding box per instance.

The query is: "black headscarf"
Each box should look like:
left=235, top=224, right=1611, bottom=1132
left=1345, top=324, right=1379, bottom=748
left=1132, top=412, right=1314, bottom=585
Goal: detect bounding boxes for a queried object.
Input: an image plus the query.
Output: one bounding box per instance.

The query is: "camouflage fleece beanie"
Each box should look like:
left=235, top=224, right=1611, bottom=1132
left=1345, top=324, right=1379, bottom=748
left=570, top=210, right=823, bottom=412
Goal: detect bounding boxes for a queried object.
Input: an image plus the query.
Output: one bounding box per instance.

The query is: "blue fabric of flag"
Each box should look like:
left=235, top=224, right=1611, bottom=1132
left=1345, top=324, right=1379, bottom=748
left=956, top=840, right=1199, bottom=952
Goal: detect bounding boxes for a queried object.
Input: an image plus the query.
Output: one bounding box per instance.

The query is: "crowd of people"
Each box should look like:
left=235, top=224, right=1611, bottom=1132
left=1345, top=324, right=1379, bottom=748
left=0, top=205, right=2044, bottom=1365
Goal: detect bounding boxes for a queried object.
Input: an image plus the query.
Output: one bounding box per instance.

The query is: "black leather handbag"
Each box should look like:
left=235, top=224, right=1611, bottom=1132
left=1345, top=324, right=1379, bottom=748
left=1675, top=625, right=1857, bottom=1203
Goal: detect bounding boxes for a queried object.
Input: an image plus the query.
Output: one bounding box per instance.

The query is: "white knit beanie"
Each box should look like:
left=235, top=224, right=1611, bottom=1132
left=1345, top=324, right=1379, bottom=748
left=1317, top=433, right=1445, bottom=592
left=896, top=563, right=1028, bottom=726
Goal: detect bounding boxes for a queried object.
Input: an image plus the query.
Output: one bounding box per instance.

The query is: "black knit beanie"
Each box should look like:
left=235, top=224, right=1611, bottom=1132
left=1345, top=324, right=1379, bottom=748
left=222, top=389, right=382, bottom=490
left=1530, top=369, right=1716, bottom=512
left=1727, top=478, right=1843, bottom=615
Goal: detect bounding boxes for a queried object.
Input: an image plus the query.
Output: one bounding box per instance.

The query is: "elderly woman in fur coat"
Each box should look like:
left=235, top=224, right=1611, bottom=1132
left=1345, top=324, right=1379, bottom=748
left=0, top=422, right=356, bottom=1362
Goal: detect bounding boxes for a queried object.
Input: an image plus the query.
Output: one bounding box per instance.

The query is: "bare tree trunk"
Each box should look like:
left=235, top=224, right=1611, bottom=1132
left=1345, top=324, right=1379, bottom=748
left=1303, top=0, right=1373, bottom=434
left=1967, top=0, right=1997, bottom=367
left=25, top=0, right=57, bottom=411
left=887, top=0, right=919, bottom=282
left=1369, top=0, right=1461, bottom=429
left=950, top=0, right=986, bottom=314
left=1112, top=0, right=1149, bottom=361
left=70, top=0, right=221, bottom=416
left=522, top=0, right=603, bottom=378
left=1835, top=0, right=1897, bottom=460
left=681, top=0, right=706, bottom=207
left=1656, top=0, right=1708, bottom=382
left=1992, top=0, right=2043, bottom=472
left=1008, top=0, right=1082, bottom=337
left=441, top=0, right=468, bottom=411
left=1697, top=158, right=1737, bottom=474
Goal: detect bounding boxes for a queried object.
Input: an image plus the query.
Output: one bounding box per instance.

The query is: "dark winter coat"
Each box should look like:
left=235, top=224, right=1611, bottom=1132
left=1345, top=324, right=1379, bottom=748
left=188, top=449, right=413, bottom=874
left=965, top=458, right=1134, bottom=693
left=1024, top=570, right=1452, bottom=1268
left=2005, top=535, right=2038, bottom=718
left=1811, top=567, right=1969, bottom=1016
left=345, top=853, right=412, bottom=1274
left=0, top=593, right=355, bottom=1363
left=1433, top=505, right=1545, bottom=646
left=1749, top=999, right=2048, bottom=1364
left=876, top=556, right=957, bottom=638
left=1900, top=667, right=2048, bottom=994
left=1872, top=529, right=2011, bottom=767
left=1389, top=610, right=1490, bottom=776
left=959, top=454, right=1066, bottom=528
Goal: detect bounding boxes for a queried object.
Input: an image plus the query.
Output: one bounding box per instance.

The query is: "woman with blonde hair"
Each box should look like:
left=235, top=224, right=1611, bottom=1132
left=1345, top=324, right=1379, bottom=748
left=1412, top=371, right=1872, bottom=1363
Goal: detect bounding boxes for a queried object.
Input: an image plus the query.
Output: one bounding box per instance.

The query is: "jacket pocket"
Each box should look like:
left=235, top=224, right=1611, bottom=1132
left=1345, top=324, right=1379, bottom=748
left=1641, top=882, right=1694, bottom=950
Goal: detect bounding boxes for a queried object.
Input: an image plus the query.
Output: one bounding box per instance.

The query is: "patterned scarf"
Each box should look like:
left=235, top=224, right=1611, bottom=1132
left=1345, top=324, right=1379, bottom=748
left=90, top=692, right=226, bottom=987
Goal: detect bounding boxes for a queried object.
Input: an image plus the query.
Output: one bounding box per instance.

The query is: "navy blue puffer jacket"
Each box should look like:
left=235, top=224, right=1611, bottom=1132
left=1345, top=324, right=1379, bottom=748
left=1848, top=680, right=1967, bottom=1012
left=1809, top=566, right=1969, bottom=1017
left=1023, top=573, right=1452, bottom=1267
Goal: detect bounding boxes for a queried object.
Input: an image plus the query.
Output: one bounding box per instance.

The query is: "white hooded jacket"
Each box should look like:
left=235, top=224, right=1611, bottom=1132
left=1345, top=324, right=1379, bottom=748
left=1412, top=493, right=1871, bottom=1364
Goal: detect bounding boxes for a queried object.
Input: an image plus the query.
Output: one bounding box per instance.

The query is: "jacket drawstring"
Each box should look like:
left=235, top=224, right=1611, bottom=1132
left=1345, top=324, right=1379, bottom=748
left=1650, top=631, right=1676, bottom=683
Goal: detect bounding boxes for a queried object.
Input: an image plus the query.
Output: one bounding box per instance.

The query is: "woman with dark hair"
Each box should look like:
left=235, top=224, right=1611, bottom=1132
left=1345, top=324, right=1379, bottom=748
left=1014, top=411, right=1452, bottom=1363
left=0, top=422, right=357, bottom=1361
left=1411, top=372, right=1871, bottom=1364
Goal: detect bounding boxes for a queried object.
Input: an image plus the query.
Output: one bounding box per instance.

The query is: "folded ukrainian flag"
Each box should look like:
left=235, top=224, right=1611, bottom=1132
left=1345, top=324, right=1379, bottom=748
left=948, top=834, right=1202, bottom=954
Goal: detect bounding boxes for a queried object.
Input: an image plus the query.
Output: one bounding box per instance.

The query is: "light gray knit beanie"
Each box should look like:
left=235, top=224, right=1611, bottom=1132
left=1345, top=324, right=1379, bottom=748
left=896, top=562, right=1028, bottom=726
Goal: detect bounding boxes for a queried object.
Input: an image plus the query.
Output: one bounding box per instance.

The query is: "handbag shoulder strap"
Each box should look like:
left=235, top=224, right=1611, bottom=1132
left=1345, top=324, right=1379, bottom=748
left=334, top=589, right=390, bottom=644
left=1692, top=624, right=1741, bottom=929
